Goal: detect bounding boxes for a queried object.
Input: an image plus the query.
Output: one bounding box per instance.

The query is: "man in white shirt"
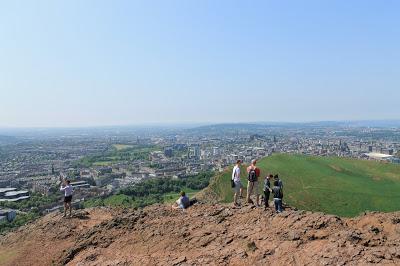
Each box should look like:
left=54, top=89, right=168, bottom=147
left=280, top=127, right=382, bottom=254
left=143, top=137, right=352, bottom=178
left=232, top=160, right=243, bottom=206
left=60, top=179, right=73, bottom=217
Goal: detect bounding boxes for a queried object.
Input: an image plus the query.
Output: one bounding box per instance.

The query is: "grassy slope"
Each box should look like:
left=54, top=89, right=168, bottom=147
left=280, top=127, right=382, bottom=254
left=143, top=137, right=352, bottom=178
left=207, top=154, right=400, bottom=217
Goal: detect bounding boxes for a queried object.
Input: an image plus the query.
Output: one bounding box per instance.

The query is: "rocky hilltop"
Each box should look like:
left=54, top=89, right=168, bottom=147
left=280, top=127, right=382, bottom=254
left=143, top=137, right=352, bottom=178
left=1, top=203, right=400, bottom=265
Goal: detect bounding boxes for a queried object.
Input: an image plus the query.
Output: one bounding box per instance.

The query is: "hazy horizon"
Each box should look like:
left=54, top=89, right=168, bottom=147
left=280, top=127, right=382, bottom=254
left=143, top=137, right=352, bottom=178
left=1, top=119, right=400, bottom=131
left=1, top=1, right=399, bottom=127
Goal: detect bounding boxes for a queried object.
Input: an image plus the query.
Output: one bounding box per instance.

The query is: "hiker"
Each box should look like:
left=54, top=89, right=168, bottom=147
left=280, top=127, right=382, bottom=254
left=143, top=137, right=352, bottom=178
left=60, top=179, right=73, bottom=217
left=274, top=174, right=283, bottom=189
left=246, top=159, right=261, bottom=206
left=263, top=174, right=273, bottom=210
left=272, top=178, right=283, bottom=213
left=232, top=159, right=243, bottom=206
left=172, top=191, right=190, bottom=210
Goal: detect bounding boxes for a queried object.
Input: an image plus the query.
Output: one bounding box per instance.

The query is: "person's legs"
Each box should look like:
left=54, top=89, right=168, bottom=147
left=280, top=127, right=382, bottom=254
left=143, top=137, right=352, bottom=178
left=264, top=191, right=269, bottom=209
left=63, top=201, right=67, bottom=217
left=277, top=199, right=283, bottom=213
left=233, top=183, right=239, bottom=205
left=246, top=181, right=252, bottom=203
left=274, top=199, right=278, bottom=212
left=68, top=202, right=72, bottom=216
left=254, top=181, right=259, bottom=206
left=172, top=199, right=180, bottom=209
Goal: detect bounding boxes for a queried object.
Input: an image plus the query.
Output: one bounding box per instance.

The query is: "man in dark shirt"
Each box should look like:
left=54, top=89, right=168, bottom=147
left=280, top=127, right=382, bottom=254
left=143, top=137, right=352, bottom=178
left=272, top=180, right=283, bottom=213
left=263, top=174, right=273, bottom=210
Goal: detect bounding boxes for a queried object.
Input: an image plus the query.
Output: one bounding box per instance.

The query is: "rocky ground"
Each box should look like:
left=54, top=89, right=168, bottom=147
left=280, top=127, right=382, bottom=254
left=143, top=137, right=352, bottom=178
left=1, top=203, right=400, bottom=265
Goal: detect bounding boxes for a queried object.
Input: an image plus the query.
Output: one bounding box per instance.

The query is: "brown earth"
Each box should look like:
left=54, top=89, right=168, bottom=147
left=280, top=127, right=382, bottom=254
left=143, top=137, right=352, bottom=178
left=1, top=203, right=400, bottom=266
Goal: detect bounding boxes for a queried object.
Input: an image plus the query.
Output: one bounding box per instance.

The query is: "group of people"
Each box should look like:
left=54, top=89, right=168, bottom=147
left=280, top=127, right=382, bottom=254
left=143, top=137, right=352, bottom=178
left=60, top=160, right=283, bottom=215
left=232, top=159, right=284, bottom=213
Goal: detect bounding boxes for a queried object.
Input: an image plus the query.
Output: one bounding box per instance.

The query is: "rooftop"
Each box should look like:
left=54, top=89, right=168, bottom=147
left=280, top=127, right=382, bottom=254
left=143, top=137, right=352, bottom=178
left=365, top=152, right=394, bottom=159
left=0, top=196, right=30, bottom=202
left=4, top=191, right=29, bottom=197
left=0, top=188, right=16, bottom=193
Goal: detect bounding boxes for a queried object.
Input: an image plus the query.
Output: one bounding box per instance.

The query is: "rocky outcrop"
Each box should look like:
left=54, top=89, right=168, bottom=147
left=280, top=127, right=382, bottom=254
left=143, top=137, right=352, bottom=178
left=1, top=204, right=400, bottom=265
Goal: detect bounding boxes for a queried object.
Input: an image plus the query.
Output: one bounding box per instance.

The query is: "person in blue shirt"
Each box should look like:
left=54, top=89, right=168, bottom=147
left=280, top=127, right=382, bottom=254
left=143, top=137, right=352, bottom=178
left=172, top=191, right=190, bottom=210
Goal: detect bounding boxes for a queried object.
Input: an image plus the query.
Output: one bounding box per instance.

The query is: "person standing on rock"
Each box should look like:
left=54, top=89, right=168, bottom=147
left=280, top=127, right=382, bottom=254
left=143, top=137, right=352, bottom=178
left=274, top=174, right=283, bottom=189
left=246, top=159, right=261, bottom=206
left=60, top=179, right=73, bottom=218
left=272, top=179, right=283, bottom=213
left=232, top=160, right=243, bottom=207
left=263, top=174, right=273, bottom=210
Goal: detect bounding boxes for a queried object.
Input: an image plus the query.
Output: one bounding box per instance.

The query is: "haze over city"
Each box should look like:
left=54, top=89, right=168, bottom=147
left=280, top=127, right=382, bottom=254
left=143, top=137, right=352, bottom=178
left=1, top=0, right=399, bottom=127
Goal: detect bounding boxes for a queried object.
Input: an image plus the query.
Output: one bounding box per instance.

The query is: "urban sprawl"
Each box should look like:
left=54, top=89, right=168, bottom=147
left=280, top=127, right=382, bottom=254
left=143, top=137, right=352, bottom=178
left=0, top=124, right=399, bottom=223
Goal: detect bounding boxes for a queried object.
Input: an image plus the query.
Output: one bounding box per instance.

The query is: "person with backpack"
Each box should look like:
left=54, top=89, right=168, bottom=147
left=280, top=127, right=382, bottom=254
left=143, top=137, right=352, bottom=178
left=263, top=174, right=273, bottom=210
left=272, top=177, right=283, bottom=213
left=246, top=159, right=261, bottom=206
left=232, top=159, right=243, bottom=207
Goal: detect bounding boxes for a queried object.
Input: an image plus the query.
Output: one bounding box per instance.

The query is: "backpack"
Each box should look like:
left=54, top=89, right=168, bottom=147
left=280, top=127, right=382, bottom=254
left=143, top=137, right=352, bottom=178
left=248, top=168, right=257, bottom=182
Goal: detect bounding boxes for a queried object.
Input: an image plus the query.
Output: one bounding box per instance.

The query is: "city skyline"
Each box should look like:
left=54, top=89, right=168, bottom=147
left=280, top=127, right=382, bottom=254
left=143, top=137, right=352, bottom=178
left=1, top=1, right=400, bottom=127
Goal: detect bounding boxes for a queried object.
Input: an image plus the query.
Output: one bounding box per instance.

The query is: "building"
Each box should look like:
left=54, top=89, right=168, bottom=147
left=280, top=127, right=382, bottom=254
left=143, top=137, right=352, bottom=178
left=0, top=188, right=30, bottom=202
left=164, top=147, right=173, bottom=157
left=0, top=188, right=16, bottom=197
left=70, top=181, right=90, bottom=189
left=364, top=152, right=394, bottom=161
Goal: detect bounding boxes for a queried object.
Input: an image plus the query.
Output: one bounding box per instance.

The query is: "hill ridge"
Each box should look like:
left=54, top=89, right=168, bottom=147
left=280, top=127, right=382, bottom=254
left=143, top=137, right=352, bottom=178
left=201, top=154, right=400, bottom=217
left=1, top=203, right=400, bottom=265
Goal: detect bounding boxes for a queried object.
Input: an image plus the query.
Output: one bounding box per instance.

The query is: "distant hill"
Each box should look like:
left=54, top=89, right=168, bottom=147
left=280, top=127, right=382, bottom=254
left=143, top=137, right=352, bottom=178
left=200, top=154, right=400, bottom=217
left=186, top=120, right=400, bottom=133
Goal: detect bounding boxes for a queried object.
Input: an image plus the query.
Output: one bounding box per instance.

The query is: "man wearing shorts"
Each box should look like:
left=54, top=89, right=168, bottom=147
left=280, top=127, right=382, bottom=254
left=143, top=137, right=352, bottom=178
left=60, top=179, right=73, bottom=217
left=232, top=159, right=243, bottom=206
left=246, top=159, right=261, bottom=206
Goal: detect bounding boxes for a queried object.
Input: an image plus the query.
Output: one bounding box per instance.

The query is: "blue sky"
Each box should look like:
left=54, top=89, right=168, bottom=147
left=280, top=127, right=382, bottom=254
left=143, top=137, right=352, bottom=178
left=0, top=0, right=399, bottom=127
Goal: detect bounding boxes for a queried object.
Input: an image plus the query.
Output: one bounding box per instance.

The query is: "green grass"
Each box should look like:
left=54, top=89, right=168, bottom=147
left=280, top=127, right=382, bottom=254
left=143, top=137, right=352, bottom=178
left=113, top=144, right=134, bottom=151
left=208, top=154, right=400, bottom=217
left=75, top=144, right=159, bottom=167
left=93, top=161, right=114, bottom=166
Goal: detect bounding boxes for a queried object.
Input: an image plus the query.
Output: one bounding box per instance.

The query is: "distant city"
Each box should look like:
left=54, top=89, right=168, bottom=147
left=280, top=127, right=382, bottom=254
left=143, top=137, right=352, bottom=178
left=0, top=121, right=399, bottom=222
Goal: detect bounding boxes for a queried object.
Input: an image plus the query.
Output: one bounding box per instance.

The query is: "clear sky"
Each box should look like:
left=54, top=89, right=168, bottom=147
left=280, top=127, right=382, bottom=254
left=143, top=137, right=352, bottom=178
left=0, top=1, right=399, bottom=127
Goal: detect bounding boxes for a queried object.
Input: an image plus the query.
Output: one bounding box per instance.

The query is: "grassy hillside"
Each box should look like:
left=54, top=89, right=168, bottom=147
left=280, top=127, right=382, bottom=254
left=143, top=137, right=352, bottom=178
left=205, top=154, right=400, bottom=217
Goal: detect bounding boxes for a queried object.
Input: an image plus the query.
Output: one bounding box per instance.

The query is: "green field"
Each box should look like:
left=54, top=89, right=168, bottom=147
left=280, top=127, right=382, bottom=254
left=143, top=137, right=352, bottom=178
left=113, top=144, right=134, bottom=151
left=207, top=154, right=400, bottom=217
left=75, top=145, right=158, bottom=167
